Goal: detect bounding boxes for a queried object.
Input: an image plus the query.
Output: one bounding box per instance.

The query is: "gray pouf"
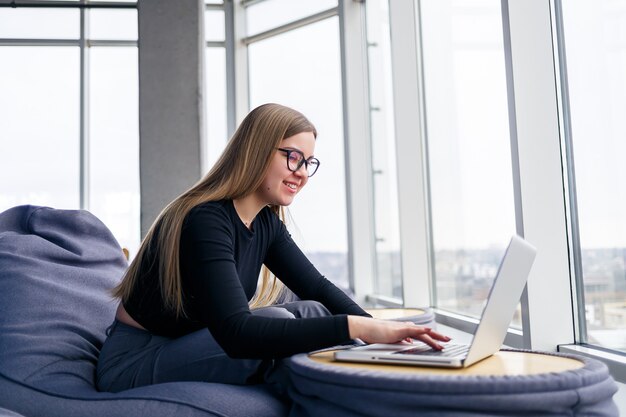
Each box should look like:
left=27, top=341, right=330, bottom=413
left=0, top=407, right=25, bottom=417
left=286, top=349, right=619, bottom=417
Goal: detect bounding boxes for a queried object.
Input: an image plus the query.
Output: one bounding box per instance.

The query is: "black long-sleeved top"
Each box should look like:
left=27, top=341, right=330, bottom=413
left=124, top=200, right=369, bottom=359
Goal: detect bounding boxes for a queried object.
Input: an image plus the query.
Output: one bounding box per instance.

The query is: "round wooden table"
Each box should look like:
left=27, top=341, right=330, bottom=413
left=366, top=307, right=435, bottom=325
left=309, top=349, right=583, bottom=376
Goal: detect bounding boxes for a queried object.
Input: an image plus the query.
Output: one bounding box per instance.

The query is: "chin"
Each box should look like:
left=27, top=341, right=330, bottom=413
left=277, top=195, right=295, bottom=207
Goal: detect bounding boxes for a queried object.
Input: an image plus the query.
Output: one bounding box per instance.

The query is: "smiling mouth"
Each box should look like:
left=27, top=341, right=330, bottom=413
left=283, top=181, right=298, bottom=191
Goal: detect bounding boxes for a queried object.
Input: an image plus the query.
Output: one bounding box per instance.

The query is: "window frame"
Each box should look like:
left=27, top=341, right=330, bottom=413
left=0, top=1, right=138, bottom=212
left=384, top=0, right=626, bottom=379
left=550, top=0, right=626, bottom=381
left=231, top=0, right=378, bottom=304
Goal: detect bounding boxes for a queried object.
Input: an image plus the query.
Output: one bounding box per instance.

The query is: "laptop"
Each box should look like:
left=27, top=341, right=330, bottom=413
left=334, top=235, right=537, bottom=368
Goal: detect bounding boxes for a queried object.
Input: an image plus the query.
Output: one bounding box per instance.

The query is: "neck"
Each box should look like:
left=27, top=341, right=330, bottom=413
left=233, top=196, right=264, bottom=229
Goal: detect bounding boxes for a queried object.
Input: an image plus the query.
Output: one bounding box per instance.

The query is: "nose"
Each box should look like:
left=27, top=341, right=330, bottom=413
left=293, top=164, right=309, bottom=185
left=294, top=162, right=308, bottom=177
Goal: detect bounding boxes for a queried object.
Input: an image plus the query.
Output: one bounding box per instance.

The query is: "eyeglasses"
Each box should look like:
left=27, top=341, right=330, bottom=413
left=276, top=148, right=320, bottom=177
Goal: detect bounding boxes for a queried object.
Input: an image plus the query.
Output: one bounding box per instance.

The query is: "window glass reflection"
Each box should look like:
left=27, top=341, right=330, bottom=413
left=248, top=17, right=349, bottom=289
left=89, top=47, right=140, bottom=256
left=246, top=0, right=337, bottom=37
left=561, top=0, right=626, bottom=352
left=204, top=47, right=228, bottom=170
left=89, top=9, right=138, bottom=40
left=0, top=47, right=80, bottom=211
left=0, top=8, right=79, bottom=39
left=205, top=9, right=225, bottom=42
left=420, top=0, right=517, bottom=323
left=365, top=0, right=403, bottom=300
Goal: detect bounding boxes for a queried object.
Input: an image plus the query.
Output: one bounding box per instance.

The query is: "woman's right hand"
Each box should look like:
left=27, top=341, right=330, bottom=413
left=347, top=315, right=450, bottom=350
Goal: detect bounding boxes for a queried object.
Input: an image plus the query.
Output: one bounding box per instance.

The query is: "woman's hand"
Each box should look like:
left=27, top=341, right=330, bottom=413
left=347, top=315, right=451, bottom=350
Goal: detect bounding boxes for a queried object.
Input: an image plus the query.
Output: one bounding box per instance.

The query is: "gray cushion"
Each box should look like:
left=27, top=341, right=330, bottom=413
left=0, top=372, right=286, bottom=417
left=286, top=349, right=619, bottom=417
left=0, top=205, right=288, bottom=417
left=0, top=205, right=127, bottom=393
left=0, top=406, right=25, bottom=417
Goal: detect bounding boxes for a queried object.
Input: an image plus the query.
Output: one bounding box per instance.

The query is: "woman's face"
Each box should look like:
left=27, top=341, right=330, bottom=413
left=255, top=131, right=316, bottom=207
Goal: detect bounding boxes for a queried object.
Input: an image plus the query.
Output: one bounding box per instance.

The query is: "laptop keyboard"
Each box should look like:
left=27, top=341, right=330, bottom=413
left=394, top=343, right=469, bottom=358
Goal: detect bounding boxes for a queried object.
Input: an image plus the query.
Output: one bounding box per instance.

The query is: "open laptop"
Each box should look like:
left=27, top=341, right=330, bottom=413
left=334, top=235, right=537, bottom=368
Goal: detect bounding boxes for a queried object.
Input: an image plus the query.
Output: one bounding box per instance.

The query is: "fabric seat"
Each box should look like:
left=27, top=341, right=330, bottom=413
left=0, top=406, right=26, bottom=417
left=0, top=205, right=288, bottom=417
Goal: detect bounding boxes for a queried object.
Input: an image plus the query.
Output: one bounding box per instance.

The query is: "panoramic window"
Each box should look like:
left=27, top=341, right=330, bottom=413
left=0, top=3, right=140, bottom=255
left=247, top=13, right=349, bottom=289
left=0, top=46, right=81, bottom=210
left=420, top=0, right=517, bottom=323
left=88, top=46, right=140, bottom=256
left=245, top=0, right=337, bottom=37
left=365, top=0, right=403, bottom=301
left=204, top=2, right=228, bottom=170
left=560, top=0, right=626, bottom=353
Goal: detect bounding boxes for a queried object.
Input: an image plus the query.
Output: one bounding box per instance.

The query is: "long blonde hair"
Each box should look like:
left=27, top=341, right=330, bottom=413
left=114, top=103, right=317, bottom=316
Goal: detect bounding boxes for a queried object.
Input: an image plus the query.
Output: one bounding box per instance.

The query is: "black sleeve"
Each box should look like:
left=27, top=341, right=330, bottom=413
left=264, top=220, right=371, bottom=318
left=182, top=206, right=354, bottom=359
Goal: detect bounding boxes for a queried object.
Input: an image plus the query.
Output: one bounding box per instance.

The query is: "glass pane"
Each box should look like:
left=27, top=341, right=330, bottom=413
left=421, top=1, right=517, bottom=322
left=205, top=9, right=225, bottom=42
left=89, top=47, right=140, bottom=256
left=561, top=0, right=626, bottom=352
left=0, top=47, right=80, bottom=211
left=205, top=47, right=228, bottom=170
left=246, top=0, right=337, bottom=37
left=0, top=8, right=79, bottom=39
left=366, top=0, right=402, bottom=300
left=248, top=17, right=349, bottom=289
left=89, top=9, right=138, bottom=40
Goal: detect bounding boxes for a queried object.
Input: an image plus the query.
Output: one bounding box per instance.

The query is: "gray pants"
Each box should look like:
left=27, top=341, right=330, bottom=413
left=96, top=300, right=331, bottom=393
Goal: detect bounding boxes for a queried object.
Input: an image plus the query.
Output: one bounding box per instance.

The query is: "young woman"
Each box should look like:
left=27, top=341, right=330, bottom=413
left=96, top=103, right=449, bottom=393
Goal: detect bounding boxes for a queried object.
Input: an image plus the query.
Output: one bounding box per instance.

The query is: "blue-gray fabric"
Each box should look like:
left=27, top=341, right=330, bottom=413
left=0, top=205, right=288, bottom=417
left=0, top=372, right=286, bottom=417
left=97, top=301, right=332, bottom=393
left=0, top=406, right=25, bottom=417
left=286, top=349, right=619, bottom=417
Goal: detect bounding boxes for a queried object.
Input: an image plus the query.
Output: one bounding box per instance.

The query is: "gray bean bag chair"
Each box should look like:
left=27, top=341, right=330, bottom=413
left=0, top=205, right=288, bottom=417
left=0, top=407, right=25, bottom=417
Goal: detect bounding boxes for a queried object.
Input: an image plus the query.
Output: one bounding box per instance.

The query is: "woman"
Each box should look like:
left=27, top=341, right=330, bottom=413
left=96, top=103, right=449, bottom=393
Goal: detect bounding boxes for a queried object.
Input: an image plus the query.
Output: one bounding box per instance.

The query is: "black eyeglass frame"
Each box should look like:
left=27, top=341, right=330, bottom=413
left=276, top=148, right=320, bottom=177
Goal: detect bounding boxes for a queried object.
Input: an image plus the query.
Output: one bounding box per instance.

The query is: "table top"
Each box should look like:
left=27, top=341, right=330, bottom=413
left=309, top=350, right=584, bottom=377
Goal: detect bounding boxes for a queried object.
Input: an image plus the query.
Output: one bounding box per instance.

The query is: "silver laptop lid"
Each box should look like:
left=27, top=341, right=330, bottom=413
left=464, top=235, right=537, bottom=366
